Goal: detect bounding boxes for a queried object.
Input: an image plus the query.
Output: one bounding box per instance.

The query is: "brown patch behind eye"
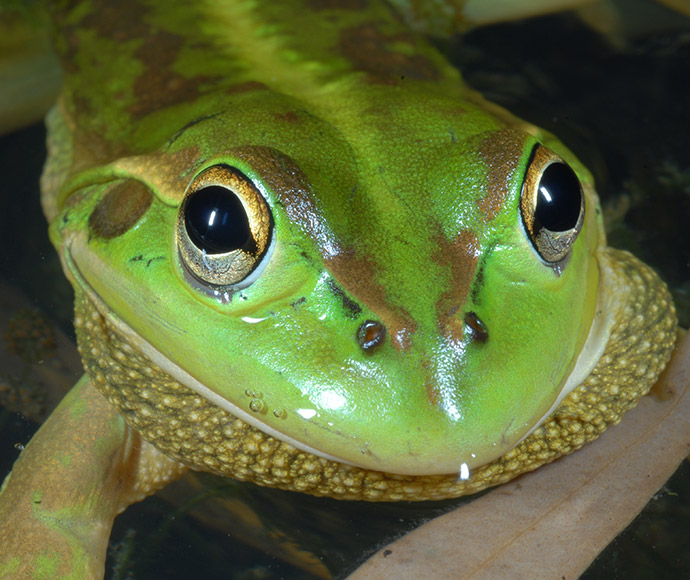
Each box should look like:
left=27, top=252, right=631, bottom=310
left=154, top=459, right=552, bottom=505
left=89, top=180, right=153, bottom=239
left=477, top=129, right=529, bottom=222
left=435, top=229, right=480, bottom=343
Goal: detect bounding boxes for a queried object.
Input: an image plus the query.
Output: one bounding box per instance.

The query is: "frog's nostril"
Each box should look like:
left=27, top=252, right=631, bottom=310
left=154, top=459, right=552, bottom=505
left=464, top=311, right=489, bottom=343
left=357, top=320, right=386, bottom=352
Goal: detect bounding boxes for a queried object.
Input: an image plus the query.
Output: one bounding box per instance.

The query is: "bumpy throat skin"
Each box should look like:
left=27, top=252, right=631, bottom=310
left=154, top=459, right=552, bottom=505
left=0, top=1, right=679, bottom=577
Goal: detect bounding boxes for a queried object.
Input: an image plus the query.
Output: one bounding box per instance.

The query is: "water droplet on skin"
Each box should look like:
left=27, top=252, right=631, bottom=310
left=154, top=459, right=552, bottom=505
left=249, top=398, right=265, bottom=413
left=273, top=407, right=287, bottom=419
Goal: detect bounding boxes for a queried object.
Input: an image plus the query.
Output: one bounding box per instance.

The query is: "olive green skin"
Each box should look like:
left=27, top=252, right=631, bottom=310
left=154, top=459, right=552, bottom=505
left=0, top=0, right=677, bottom=578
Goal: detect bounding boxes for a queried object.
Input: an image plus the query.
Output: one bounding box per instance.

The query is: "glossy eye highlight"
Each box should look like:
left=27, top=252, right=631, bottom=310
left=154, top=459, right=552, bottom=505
left=520, top=145, right=584, bottom=263
left=184, top=186, right=252, bottom=254
left=177, top=165, right=273, bottom=288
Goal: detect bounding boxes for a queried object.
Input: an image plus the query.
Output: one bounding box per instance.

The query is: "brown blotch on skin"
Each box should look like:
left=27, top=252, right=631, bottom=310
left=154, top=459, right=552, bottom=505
left=70, top=124, right=132, bottom=175
left=274, top=111, right=300, bottom=123
left=477, top=129, right=530, bottom=222
left=435, top=230, right=480, bottom=344
left=52, top=0, right=151, bottom=75
left=339, top=23, right=441, bottom=83
left=72, top=0, right=150, bottom=44
left=53, top=94, right=131, bottom=176
left=331, top=249, right=415, bottom=350
left=129, top=30, right=224, bottom=120
left=424, top=357, right=440, bottom=408
left=89, top=180, right=153, bottom=239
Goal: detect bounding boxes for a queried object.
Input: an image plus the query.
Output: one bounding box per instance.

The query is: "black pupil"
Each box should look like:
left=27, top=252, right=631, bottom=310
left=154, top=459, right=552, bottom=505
left=184, top=186, right=251, bottom=254
left=535, top=162, right=582, bottom=232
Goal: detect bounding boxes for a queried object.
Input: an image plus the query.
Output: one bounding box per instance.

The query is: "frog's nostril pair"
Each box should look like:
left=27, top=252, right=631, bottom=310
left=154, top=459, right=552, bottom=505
left=356, top=312, right=488, bottom=351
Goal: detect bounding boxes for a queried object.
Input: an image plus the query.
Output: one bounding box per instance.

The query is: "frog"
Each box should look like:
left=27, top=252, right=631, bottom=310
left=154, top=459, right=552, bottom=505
left=0, top=0, right=678, bottom=578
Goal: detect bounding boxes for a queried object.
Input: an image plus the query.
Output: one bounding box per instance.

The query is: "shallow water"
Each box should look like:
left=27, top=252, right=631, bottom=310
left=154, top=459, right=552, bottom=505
left=1, top=4, right=689, bottom=579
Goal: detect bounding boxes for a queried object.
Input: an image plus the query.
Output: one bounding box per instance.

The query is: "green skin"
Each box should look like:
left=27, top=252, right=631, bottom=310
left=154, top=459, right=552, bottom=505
left=0, top=0, right=678, bottom=578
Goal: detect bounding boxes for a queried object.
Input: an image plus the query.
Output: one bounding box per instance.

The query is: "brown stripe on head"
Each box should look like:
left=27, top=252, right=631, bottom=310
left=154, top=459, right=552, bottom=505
left=109, top=146, right=202, bottom=205
left=477, top=129, right=530, bottom=221
left=330, top=249, right=416, bottom=350
left=425, top=231, right=481, bottom=410
left=434, top=229, right=481, bottom=346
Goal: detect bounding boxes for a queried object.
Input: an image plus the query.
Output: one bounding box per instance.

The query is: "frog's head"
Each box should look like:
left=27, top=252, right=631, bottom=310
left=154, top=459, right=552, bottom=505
left=50, top=81, right=675, bottom=491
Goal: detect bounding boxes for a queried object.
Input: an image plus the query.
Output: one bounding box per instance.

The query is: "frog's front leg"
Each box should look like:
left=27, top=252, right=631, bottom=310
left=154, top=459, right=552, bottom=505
left=0, top=376, right=188, bottom=580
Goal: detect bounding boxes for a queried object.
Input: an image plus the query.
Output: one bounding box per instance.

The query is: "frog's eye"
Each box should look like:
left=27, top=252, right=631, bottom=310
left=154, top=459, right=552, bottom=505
left=176, top=165, right=273, bottom=288
left=520, top=145, right=585, bottom=263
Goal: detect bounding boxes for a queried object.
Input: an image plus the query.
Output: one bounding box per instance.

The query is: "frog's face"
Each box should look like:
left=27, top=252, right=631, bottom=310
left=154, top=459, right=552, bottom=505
left=52, top=82, right=654, bottom=481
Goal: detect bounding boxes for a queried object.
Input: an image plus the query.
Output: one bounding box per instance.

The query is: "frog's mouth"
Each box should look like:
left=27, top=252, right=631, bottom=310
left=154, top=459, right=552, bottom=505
left=63, top=234, right=676, bottom=481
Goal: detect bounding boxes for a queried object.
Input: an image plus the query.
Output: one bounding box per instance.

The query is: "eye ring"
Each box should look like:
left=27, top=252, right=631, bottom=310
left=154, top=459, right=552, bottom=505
left=176, top=165, right=273, bottom=288
left=520, top=145, right=585, bottom=263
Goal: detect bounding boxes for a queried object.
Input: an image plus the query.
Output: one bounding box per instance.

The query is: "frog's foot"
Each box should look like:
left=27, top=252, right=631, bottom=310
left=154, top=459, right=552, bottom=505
left=0, top=376, right=188, bottom=580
